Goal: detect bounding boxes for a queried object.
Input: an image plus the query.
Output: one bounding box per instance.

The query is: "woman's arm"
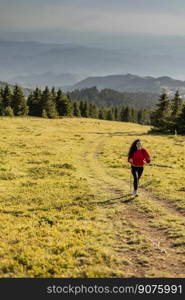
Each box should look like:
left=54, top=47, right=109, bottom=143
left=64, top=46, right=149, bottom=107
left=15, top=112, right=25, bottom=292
left=128, top=153, right=133, bottom=164
left=143, top=149, right=150, bottom=163
left=128, top=158, right=133, bottom=164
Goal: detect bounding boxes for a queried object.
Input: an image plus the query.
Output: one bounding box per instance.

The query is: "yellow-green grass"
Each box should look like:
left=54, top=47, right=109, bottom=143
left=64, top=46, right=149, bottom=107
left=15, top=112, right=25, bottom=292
left=0, top=117, right=184, bottom=278
left=100, top=127, right=185, bottom=212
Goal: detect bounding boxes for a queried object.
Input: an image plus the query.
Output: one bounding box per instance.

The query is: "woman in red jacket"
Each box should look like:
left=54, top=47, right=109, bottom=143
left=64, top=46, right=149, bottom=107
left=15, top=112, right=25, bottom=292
left=128, top=139, right=150, bottom=196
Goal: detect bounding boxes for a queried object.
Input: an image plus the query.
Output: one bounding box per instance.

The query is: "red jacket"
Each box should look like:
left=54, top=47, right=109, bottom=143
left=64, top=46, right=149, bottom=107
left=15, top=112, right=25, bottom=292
left=128, top=149, right=150, bottom=167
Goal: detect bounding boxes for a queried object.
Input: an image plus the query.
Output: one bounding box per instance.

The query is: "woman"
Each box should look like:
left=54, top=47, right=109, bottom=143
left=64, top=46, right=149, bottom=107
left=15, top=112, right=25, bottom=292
left=128, top=139, right=150, bottom=196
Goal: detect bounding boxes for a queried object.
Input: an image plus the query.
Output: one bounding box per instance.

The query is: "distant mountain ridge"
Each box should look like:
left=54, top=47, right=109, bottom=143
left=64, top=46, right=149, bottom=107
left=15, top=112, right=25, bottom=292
left=2, top=38, right=185, bottom=88
left=67, top=74, right=185, bottom=95
left=0, top=40, right=125, bottom=84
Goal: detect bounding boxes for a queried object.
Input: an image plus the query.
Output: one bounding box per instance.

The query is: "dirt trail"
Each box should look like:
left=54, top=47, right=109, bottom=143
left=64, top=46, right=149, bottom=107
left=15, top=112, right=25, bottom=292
left=96, top=134, right=185, bottom=218
left=79, top=133, right=185, bottom=277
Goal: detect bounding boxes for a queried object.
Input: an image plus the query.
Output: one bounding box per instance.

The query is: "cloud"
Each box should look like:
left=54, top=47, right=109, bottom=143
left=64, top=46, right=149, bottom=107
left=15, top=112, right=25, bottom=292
left=1, top=1, right=185, bottom=35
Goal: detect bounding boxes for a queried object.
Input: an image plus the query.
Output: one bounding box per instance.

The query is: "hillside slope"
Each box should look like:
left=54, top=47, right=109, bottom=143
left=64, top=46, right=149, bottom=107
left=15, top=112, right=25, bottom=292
left=0, top=117, right=184, bottom=277
left=68, top=74, right=185, bottom=94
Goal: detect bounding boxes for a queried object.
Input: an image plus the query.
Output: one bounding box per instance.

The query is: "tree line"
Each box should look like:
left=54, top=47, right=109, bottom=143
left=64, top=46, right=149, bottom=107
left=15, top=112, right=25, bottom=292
left=151, top=90, right=185, bottom=134
left=0, top=84, right=151, bottom=124
left=68, top=86, right=158, bottom=109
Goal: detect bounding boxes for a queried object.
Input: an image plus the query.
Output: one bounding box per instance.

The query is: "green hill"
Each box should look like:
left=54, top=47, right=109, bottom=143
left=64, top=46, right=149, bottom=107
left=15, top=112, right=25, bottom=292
left=0, top=117, right=184, bottom=277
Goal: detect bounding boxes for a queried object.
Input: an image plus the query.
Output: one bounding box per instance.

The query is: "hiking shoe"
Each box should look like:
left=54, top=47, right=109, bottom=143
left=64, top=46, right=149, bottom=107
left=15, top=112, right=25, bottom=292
left=132, top=190, right=138, bottom=196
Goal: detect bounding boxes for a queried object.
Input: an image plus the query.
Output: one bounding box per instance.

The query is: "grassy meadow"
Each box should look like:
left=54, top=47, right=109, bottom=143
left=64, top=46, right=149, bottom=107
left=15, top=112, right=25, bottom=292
left=0, top=116, right=185, bottom=277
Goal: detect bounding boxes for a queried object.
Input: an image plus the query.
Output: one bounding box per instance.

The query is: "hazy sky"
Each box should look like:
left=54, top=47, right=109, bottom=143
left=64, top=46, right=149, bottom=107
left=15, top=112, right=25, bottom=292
left=1, top=0, right=185, bottom=35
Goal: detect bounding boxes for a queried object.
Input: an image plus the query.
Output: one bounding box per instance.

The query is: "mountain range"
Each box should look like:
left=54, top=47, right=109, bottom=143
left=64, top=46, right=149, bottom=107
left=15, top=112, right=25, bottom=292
left=0, top=40, right=127, bottom=86
left=1, top=38, right=185, bottom=97
left=2, top=37, right=185, bottom=90
left=66, top=74, right=185, bottom=95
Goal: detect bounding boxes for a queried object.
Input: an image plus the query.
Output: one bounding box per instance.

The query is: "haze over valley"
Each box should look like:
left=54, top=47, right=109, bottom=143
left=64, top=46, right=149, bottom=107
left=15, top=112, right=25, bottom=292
left=1, top=35, right=185, bottom=95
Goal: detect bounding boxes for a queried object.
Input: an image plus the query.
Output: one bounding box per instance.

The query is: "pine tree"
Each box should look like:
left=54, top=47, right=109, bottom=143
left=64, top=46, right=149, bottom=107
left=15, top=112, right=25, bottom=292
left=114, top=107, right=120, bottom=121
left=51, top=87, right=57, bottom=100
left=56, top=90, right=73, bottom=117
left=66, top=94, right=73, bottom=117
left=73, top=102, right=81, bottom=117
left=0, top=90, right=3, bottom=115
left=27, top=87, right=42, bottom=116
left=106, top=108, right=114, bottom=120
left=2, top=84, right=13, bottom=112
left=89, top=103, right=94, bottom=118
left=83, top=102, right=89, bottom=118
left=137, top=109, right=151, bottom=125
left=120, top=106, right=125, bottom=122
left=4, top=106, right=14, bottom=116
left=171, top=91, right=183, bottom=118
left=42, top=109, right=48, bottom=118
left=151, top=91, right=171, bottom=132
left=12, top=85, right=28, bottom=116
left=89, top=103, right=98, bottom=118
left=143, top=109, right=151, bottom=125
left=98, top=107, right=106, bottom=119
left=111, top=107, right=115, bottom=121
left=120, top=106, right=132, bottom=122
left=130, top=108, right=137, bottom=123
left=41, top=86, right=58, bottom=118
left=79, top=101, right=85, bottom=117
left=170, top=90, right=183, bottom=133
left=176, top=103, right=185, bottom=134
left=138, top=109, right=144, bottom=124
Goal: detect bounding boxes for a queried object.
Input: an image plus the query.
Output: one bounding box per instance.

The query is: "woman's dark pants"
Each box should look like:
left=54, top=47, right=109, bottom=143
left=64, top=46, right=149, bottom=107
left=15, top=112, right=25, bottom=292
left=131, top=166, right=143, bottom=191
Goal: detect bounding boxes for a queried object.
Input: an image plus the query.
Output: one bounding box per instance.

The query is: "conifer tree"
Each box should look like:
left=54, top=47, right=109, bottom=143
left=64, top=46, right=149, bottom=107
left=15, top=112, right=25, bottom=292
left=89, top=103, right=94, bottom=118
left=41, top=86, right=58, bottom=118
left=66, top=95, right=73, bottom=117
left=2, top=84, right=13, bottom=112
left=130, top=107, right=137, bottom=123
left=27, top=87, right=42, bottom=116
left=89, top=103, right=98, bottom=118
left=151, top=91, right=171, bottom=132
left=42, top=109, right=48, bottom=118
left=83, top=102, right=89, bottom=118
left=98, top=107, right=106, bottom=119
left=176, top=103, right=185, bottom=134
left=79, top=101, right=85, bottom=117
left=114, top=107, right=120, bottom=121
left=120, top=106, right=125, bottom=122
left=94, top=103, right=99, bottom=119
left=111, top=107, right=115, bottom=121
left=106, top=108, right=114, bottom=120
left=170, top=90, right=183, bottom=133
left=0, top=90, right=3, bottom=115
left=143, top=109, right=151, bottom=125
left=51, top=87, right=57, bottom=100
left=56, top=89, right=72, bottom=117
left=4, top=106, right=14, bottom=116
left=171, top=91, right=183, bottom=118
left=138, top=109, right=144, bottom=124
left=73, top=102, right=81, bottom=117
left=120, top=106, right=132, bottom=122
left=11, top=85, right=28, bottom=116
